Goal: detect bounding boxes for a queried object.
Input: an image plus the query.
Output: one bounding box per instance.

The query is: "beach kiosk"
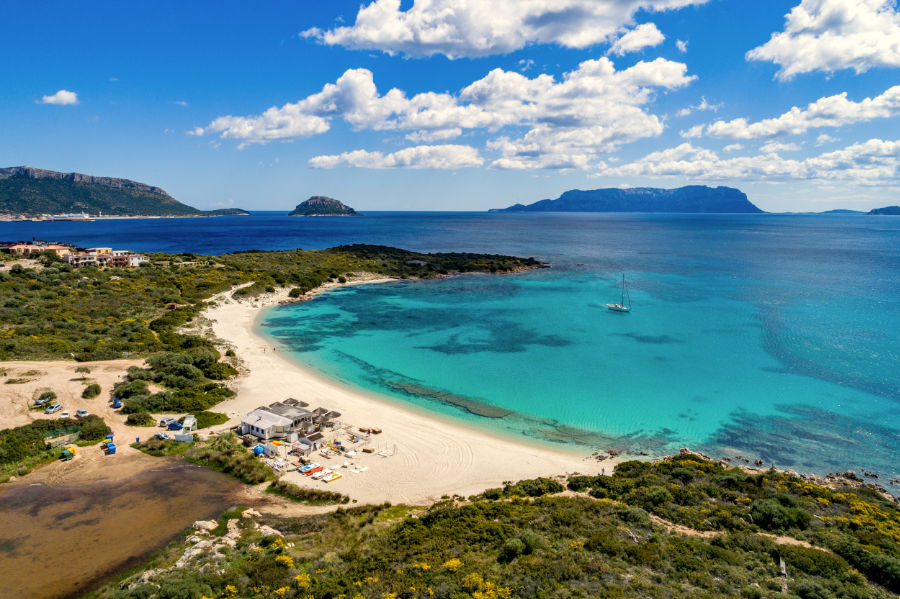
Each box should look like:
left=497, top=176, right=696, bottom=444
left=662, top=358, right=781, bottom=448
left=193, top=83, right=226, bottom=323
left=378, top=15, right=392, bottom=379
left=182, top=414, right=197, bottom=432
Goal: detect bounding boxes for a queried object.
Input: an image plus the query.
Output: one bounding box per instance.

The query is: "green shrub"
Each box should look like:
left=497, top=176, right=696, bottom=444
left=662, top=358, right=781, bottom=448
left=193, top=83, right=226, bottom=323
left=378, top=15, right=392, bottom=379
left=156, top=578, right=213, bottom=599
left=267, top=479, right=350, bottom=505
left=750, top=498, right=811, bottom=531
left=82, top=383, right=101, bottom=398
left=503, top=477, right=564, bottom=497
left=113, top=379, right=150, bottom=399
left=777, top=545, right=850, bottom=579
left=499, top=537, right=526, bottom=562
left=126, top=411, right=155, bottom=427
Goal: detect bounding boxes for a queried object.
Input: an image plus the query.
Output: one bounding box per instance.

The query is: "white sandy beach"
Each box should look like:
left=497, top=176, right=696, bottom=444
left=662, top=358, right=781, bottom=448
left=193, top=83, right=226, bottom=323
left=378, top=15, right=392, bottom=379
left=205, top=277, right=613, bottom=505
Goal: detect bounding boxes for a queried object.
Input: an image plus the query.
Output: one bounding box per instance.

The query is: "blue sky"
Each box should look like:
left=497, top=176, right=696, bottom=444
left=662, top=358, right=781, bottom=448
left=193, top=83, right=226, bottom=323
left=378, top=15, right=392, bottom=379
left=1, top=0, right=898, bottom=212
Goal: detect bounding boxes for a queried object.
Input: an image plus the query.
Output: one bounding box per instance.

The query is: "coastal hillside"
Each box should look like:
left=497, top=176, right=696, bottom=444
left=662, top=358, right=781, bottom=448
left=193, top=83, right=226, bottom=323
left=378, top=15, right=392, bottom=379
left=869, top=206, right=900, bottom=215
left=90, top=454, right=900, bottom=598
left=491, top=185, right=763, bottom=214
left=0, top=166, right=247, bottom=217
left=289, top=195, right=358, bottom=216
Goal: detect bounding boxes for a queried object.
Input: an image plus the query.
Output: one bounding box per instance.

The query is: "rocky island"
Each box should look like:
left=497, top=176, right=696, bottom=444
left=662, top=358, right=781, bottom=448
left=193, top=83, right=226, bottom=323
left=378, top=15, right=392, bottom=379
left=289, top=195, right=359, bottom=216
left=490, top=185, right=763, bottom=214
left=0, top=166, right=248, bottom=218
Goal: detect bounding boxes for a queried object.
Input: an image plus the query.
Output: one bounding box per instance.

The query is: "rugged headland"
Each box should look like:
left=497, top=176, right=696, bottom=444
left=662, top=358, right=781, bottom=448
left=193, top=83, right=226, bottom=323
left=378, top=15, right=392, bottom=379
left=869, top=205, right=900, bottom=215
left=0, top=166, right=248, bottom=217
left=491, top=185, right=763, bottom=214
left=289, top=195, right=358, bottom=216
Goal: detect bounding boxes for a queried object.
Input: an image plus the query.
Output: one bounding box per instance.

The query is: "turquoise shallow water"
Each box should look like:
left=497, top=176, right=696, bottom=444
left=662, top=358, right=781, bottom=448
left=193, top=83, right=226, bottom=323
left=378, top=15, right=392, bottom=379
left=257, top=214, right=900, bottom=489
left=3, top=211, right=895, bottom=485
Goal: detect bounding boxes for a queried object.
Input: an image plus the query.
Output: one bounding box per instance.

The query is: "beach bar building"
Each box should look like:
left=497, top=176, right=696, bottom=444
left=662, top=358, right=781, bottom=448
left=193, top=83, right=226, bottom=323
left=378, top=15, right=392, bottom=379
left=240, top=409, right=293, bottom=441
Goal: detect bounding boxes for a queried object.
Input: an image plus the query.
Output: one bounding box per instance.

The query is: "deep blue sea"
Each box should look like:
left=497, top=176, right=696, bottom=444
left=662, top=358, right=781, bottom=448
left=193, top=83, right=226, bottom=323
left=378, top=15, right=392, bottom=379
left=4, top=212, right=898, bottom=486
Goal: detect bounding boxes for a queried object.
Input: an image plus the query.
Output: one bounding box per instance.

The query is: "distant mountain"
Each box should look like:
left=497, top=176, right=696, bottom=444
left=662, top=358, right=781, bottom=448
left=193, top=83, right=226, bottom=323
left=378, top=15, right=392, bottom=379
left=490, top=185, right=763, bottom=214
left=868, top=206, right=900, bottom=215
left=289, top=196, right=358, bottom=216
left=821, top=209, right=865, bottom=214
left=0, top=166, right=247, bottom=217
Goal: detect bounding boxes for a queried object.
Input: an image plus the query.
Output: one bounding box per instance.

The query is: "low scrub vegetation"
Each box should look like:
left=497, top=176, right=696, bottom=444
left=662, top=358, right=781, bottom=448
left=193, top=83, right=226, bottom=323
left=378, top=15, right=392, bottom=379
left=0, top=246, right=538, bottom=361
left=0, top=416, right=111, bottom=481
left=182, top=433, right=273, bottom=485
left=92, top=457, right=899, bottom=599
left=125, top=411, right=155, bottom=427
left=266, top=479, right=350, bottom=505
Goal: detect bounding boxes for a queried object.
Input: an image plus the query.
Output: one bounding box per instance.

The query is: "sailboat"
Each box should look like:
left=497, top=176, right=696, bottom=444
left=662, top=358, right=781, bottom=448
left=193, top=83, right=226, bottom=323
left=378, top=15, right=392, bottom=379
left=606, top=273, right=631, bottom=312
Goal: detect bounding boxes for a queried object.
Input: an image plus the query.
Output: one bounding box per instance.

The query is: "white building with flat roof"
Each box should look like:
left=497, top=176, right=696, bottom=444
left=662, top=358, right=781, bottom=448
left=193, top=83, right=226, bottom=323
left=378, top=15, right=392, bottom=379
left=240, top=409, right=293, bottom=440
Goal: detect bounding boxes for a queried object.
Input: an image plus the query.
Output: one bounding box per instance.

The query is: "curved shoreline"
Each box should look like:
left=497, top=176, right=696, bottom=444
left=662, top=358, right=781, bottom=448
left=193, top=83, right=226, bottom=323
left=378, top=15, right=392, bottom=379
left=204, top=276, right=614, bottom=505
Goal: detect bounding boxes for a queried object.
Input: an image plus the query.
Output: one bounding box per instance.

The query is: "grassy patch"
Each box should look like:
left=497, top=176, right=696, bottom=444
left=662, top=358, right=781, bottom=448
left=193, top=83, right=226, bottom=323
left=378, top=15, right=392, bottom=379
left=125, top=411, right=155, bottom=427
left=181, top=410, right=228, bottom=429
left=131, top=437, right=192, bottom=457
left=184, top=434, right=274, bottom=485
left=211, top=506, right=249, bottom=536
left=266, top=479, right=350, bottom=505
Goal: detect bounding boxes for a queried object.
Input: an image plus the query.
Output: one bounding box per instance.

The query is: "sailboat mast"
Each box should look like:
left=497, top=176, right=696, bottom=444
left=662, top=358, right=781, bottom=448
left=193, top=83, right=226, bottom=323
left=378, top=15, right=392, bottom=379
left=625, top=275, right=631, bottom=308
left=621, top=273, right=626, bottom=305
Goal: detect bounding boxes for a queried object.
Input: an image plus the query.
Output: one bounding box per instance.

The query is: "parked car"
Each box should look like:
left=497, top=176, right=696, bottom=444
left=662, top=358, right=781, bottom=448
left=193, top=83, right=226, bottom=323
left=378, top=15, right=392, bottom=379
left=167, top=421, right=184, bottom=431
left=111, top=398, right=122, bottom=409
left=59, top=412, right=70, bottom=419
left=34, top=397, right=52, bottom=406
left=154, top=432, right=170, bottom=440
left=75, top=409, right=89, bottom=418
left=159, top=417, right=175, bottom=427
left=44, top=403, right=63, bottom=414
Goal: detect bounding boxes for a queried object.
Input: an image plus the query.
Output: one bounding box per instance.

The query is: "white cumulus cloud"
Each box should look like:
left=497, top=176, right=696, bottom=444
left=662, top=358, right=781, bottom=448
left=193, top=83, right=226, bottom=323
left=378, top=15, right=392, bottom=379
left=609, top=23, right=666, bottom=56
left=689, top=85, right=900, bottom=140
left=747, top=0, right=900, bottom=79
left=600, top=137, right=900, bottom=185
left=760, top=141, right=801, bottom=153
left=309, top=144, right=483, bottom=169
left=302, top=0, right=708, bottom=58
left=194, top=58, right=694, bottom=168
left=38, top=89, right=78, bottom=105
left=676, top=96, right=720, bottom=117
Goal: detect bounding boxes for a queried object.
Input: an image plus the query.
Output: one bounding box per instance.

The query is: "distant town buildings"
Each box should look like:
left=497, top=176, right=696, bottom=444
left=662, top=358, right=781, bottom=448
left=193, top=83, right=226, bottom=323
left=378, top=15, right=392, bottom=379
left=0, top=240, right=148, bottom=268
left=1, top=241, right=73, bottom=258
left=64, top=247, right=149, bottom=268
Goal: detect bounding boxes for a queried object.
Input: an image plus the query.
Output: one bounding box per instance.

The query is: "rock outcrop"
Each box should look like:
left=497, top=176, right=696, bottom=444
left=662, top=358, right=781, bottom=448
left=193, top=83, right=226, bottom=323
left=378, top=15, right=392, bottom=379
left=289, top=196, right=358, bottom=216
